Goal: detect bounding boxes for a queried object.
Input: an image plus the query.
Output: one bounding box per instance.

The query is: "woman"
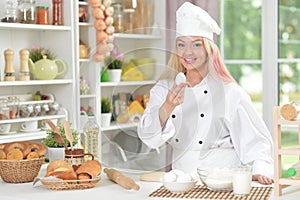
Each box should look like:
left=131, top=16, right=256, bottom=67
left=138, top=2, right=274, bottom=185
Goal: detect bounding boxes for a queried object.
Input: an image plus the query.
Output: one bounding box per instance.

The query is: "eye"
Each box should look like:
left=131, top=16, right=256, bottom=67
left=177, top=42, right=185, bottom=49
left=193, top=42, right=202, bottom=48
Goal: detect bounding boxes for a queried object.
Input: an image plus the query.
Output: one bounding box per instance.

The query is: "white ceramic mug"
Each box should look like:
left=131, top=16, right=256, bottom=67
left=21, top=120, right=38, bottom=131
left=41, top=119, right=58, bottom=130
left=233, top=165, right=252, bottom=197
left=0, top=123, right=11, bottom=133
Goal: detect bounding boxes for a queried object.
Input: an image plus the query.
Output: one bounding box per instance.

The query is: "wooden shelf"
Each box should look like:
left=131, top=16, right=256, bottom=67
left=0, top=23, right=71, bottom=31
left=0, top=80, right=72, bottom=86
left=273, top=106, right=300, bottom=196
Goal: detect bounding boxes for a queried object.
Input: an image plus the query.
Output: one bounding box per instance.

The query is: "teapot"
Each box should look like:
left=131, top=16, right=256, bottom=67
left=29, top=56, right=66, bottom=80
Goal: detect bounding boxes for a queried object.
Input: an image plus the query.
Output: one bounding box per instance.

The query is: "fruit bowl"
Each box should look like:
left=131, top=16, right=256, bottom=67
left=197, top=168, right=233, bottom=192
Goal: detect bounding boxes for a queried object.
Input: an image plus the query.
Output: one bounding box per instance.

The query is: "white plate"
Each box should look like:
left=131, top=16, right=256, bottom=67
left=0, top=131, right=17, bottom=135
left=20, top=128, right=41, bottom=133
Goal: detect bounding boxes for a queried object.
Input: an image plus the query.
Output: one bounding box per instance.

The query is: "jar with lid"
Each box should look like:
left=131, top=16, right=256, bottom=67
left=36, top=6, right=49, bottom=25
left=52, top=0, right=63, bottom=25
left=18, top=0, right=36, bottom=24
left=123, top=9, right=134, bottom=33
left=1, top=0, right=18, bottom=23
left=83, top=116, right=99, bottom=160
left=112, top=3, right=124, bottom=33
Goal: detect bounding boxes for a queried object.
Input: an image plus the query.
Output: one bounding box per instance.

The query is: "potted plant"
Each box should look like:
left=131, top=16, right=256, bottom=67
left=105, top=56, right=123, bottom=82
left=42, top=124, right=79, bottom=162
left=101, top=97, right=112, bottom=127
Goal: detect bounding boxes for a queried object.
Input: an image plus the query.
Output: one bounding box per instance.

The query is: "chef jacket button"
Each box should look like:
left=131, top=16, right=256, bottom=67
left=172, top=114, right=176, bottom=118
left=200, top=113, right=204, bottom=117
left=199, top=140, right=203, bottom=144
left=175, top=138, right=179, bottom=142
left=204, top=90, right=208, bottom=94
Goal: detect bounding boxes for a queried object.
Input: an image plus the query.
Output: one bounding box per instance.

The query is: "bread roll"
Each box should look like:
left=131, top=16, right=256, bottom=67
left=46, top=160, right=73, bottom=173
left=76, top=160, right=102, bottom=179
left=47, top=170, right=77, bottom=180
left=45, top=160, right=77, bottom=180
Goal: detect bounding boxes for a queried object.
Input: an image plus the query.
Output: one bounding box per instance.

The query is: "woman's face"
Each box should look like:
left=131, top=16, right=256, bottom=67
left=176, top=36, right=208, bottom=71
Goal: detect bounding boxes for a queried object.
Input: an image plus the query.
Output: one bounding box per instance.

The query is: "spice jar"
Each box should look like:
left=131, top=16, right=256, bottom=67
left=4, top=49, right=16, bottom=81
left=1, top=0, right=18, bottom=23
left=52, top=0, right=63, bottom=25
left=18, top=0, right=36, bottom=24
left=123, top=9, right=134, bottom=33
left=36, top=6, right=49, bottom=25
left=112, top=3, right=124, bottom=33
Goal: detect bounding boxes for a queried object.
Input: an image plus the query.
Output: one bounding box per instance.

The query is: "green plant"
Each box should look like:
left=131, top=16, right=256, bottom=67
left=105, top=56, right=123, bottom=70
left=101, top=97, right=112, bottom=113
left=29, top=46, right=56, bottom=63
left=42, top=125, right=79, bottom=148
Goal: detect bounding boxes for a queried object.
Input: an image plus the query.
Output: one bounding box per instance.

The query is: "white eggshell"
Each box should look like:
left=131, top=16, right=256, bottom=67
left=175, top=72, right=186, bottom=85
left=189, top=171, right=199, bottom=181
left=164, top=172, right=177, bottom=182
left=177, top=174, right=192, bottom=182
left=169, top=169, right=185, bottom=176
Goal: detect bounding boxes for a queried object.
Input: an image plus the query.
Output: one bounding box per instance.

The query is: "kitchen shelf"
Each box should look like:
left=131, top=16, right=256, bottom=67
left=78, top=1, right=88, bottom=6
left=80, top=94, right=96, bottom=99
left=101, top=122, right=138, bottom=132
left=0, top=114, right=66, bottom=124
left=100, top=80, right=156, bottom=87
left=0, top=131, right=47, bottom=144
left=0, top=80, right=72, bottom=86
left=79, top=22, right=93, bottom=27
left=114, top=33, right=162, bottom=40
left=0, top=23, right=71, bottom=31
left=273, top=106, right=300, bottom=196
left=79, top=58, right=91, bottom=62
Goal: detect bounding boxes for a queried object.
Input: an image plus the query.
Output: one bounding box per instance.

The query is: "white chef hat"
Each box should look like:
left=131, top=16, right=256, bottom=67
left=176, top=2, right=221, bottom=41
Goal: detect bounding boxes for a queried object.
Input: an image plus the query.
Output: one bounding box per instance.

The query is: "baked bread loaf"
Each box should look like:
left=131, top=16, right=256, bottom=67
left=45, top=160, right=77, bottom=180
left=76, top=160, right=102, bottom=179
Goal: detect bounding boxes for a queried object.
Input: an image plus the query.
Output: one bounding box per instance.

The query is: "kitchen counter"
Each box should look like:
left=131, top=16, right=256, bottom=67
left=0, top=168, right=300, bottom=200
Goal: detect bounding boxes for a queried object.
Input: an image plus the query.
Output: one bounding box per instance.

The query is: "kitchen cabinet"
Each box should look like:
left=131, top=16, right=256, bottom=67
left=273, top=106, right=300, bottom=196
left=0, top=1, right=76, bottom=143
left=100, top=0, right=168, bottom=171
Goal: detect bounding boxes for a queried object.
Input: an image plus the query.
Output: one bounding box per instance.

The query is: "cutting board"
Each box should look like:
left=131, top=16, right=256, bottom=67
left=139, top=171, right=165, bottom=182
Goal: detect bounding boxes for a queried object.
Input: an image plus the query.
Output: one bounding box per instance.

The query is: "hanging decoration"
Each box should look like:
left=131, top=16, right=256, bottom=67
left=89, top=0, right=115, bottom=62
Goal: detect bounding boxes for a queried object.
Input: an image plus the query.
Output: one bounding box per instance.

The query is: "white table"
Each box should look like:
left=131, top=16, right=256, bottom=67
left=0, top=169, right=299, bottom=200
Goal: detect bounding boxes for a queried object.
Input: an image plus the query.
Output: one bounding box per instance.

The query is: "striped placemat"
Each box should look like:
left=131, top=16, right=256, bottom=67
left=149, top=185, right=273, bottom=199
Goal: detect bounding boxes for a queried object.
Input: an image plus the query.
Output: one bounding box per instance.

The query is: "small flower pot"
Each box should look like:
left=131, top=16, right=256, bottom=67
left=108, top=69, right=122, bottom=82
left=101, top=113, right=112, bottom=127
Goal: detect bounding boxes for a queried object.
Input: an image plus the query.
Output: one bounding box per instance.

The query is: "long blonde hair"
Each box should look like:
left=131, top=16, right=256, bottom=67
left=160, top=37, right=236, bottom=83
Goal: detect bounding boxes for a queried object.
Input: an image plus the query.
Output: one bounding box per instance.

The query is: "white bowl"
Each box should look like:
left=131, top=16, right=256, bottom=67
left=197, top=168, right=233, bottom=192
left=162, top=180, right=197, bottom=194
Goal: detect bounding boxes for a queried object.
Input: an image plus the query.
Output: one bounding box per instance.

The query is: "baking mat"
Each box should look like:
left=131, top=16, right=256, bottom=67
left=149, top=185, right=273, bottom=200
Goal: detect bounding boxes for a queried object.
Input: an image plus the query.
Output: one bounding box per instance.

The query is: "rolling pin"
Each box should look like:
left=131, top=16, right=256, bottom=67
left=104, top=168, right=140, bottom=191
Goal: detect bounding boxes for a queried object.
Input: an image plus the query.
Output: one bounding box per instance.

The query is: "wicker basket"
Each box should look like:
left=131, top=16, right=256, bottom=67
left=0, top=157, right=45, bottom=183
left=40, top=176, right=101, bottom=190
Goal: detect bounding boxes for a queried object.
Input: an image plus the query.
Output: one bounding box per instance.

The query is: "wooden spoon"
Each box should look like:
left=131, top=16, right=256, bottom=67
left=54, top=132, right=68, bottom=150
left=62, top=120, right=73, bottom=151
left=44, top=119, right=68, bottom=150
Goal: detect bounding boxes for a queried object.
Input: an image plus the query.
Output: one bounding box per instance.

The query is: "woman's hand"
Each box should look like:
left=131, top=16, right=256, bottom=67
left=252, top=174, right=273, bottom=185
left=159, top=82, right=188, bottom=127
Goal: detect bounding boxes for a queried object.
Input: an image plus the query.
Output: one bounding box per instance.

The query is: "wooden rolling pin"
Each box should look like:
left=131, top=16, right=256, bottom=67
left=104, top=168, right=140, bottom=191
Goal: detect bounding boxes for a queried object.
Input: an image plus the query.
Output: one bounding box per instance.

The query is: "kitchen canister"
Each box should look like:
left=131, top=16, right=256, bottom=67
left=36, top=6, right=49, bottom=25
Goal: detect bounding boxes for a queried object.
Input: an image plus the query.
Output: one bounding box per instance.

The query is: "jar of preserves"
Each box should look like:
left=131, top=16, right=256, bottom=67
left=36, top=6, right=49, bottom=25
left=112, top=3, right=124, bottom=33
left=18, top=0, right=36, bottom=24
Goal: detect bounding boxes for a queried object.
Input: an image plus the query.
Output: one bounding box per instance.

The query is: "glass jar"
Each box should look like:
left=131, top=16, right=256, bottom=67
left=83, top=116, right=99, bottom=160
left=112, top=3, right=124, bottom=33
left=123, top=9, right=134, bottom=33
left=1, top=0, right=18, bottom=23
left=36, top=6, right=49, bottom=25
left=18, top=0, right=36, bottom=24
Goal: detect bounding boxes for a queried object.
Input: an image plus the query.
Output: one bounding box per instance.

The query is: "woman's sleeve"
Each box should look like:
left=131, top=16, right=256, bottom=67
left=229, top=89, right=274, bottom=178
left=137, top=81, right=176, bottom=149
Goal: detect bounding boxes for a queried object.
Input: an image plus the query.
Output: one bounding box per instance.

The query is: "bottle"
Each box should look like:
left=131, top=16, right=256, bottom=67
left=83, top=116, right=99, bottom=160
left=52, top=0, right=63, bottom=25
left=287, top=162, right=300, bottom=178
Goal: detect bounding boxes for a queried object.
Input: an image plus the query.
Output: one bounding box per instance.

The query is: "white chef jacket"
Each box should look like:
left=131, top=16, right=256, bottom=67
left=138, top=74, right=274, bottom=178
